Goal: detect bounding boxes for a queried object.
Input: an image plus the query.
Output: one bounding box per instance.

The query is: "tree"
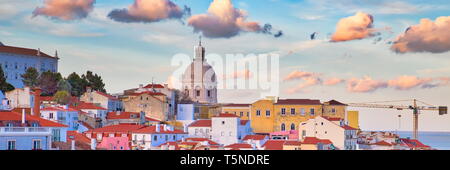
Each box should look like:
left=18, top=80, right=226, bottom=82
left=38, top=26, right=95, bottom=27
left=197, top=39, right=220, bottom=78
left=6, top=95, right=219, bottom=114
left=53, top=91, right=71, bottom=105
left=82, top=71, right=106, bottom=93
left=57, top=79, right=72, bottom=93
left=67, top=72, right=85, bottom=97
left=38, top=71, right=62, bottom=96
left=0, top=65, right=14, bottom=93
left=21, top=67, right=40, bottom=87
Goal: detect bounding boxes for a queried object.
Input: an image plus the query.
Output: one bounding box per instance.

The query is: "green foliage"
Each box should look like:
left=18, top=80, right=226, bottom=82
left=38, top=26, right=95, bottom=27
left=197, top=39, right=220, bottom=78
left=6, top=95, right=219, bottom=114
left=0, top=65, right=15, bottom=93
left=82, top=71, right=106, bottom=93
left=57, top=79, right=72, bottom=93
left=53, top=90, right=71, bottom=105
left=21, top=67, right=40, bottom=87
left=67, top=72, right=85, bottom=97
left=38, top=71, right=62, bottom=96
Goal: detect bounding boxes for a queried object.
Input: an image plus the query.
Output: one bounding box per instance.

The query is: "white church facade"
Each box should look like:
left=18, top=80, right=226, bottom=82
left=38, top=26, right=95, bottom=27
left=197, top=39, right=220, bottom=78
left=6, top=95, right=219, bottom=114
left=181, top=39, right=218, bottom=104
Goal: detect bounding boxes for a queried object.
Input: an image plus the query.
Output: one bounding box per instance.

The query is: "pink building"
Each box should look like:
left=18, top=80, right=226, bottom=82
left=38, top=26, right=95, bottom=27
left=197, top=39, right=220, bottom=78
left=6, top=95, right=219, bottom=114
left=270, top=130, right=299, bottom=140
left=97, top=137, right=130, bottom=150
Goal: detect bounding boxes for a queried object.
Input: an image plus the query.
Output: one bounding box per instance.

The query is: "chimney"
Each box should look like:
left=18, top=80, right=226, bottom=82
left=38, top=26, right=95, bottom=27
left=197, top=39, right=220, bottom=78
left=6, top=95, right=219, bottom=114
left=37, top=48, right=41, bottom=56
left=90, top=139, right=97, bottom=150
left=71, top=140, right=76, bottom=150
left=33, top=88, right=41, bottom=117
left=22, top=108, right=26, bottom=124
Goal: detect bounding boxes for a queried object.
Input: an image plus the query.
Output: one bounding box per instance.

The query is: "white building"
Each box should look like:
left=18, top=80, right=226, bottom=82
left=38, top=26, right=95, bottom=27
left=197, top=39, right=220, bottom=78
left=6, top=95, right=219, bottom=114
left=181, top=39, right=217, bottom=104
left=211, top=113, right=252, bottom=146
left=298, top=116, right=358, bottom=150
left=5, top=87, right=35, bottom=109
left=40, top=106, right=80, bottom=131
left=187, top=119, right=212, bottom=139
left=131, top=124, right=188, bottom=150
left=0, top=43, right=58, bottom=88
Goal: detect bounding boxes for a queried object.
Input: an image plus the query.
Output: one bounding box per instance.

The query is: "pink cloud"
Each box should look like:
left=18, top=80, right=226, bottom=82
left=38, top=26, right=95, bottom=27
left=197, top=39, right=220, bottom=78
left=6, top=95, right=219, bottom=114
left=187, top=0, right=280, bottom=38
left=108, top=0, right=189, bottom=23
left=283, top=70, right=316, bottom=81
left=331, top=12, right=377, bottom=42
left=347, top=76, right=388, bottom=93
left=286, top=77, right=322, bottom=94
left=388, top=75, right=433, bottom=90
left=33, top=0, right=95, bottom=21
left=391, top=16, right=450, bottom=53
left=323, top=77, right=345, bottom=86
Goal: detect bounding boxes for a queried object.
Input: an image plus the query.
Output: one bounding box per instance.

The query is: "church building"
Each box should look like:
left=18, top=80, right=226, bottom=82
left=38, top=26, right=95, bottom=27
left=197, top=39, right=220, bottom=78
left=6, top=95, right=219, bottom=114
left=182, top=38, right=217, bottom=104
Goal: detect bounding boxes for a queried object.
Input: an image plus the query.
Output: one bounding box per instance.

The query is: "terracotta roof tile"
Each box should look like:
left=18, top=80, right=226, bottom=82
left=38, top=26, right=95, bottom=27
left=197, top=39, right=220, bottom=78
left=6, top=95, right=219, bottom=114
left=225, top=143, right=253, bottom=149
left=0, top=45, right=57, bottom=59
left=188, top=120, right=212, bottom=127
left=0, top=110, right=67, bottom=127
left=243, top=135, right=267, bottom=141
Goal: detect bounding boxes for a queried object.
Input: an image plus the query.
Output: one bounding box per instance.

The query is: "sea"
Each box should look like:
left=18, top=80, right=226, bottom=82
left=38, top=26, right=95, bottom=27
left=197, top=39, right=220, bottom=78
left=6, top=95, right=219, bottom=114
left=397, top=131, right=450, bottom=150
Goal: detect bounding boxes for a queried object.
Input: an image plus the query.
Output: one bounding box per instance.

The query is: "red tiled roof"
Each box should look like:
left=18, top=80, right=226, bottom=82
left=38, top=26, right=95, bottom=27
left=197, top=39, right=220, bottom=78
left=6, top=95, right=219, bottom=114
left=243, top=135, right=267, bottom=141
left=41, top=106, right=79, bottom=112
left=188, top=120, right=212, bottom=127
left=184, top=138, right=219, bottom=145
left=143, top=84, right=165, bottom=89
left=213, top=113, right=240, bottom=118
left=128, top=91, right=166, bottom=96
left=107, top=111, right=140, bottom=120
left=225, top=143, right=253, bottom=149
left=95, top=91, right=118, bottom=100
left=87, top=124, right=144, bottom=133
left=275, top=99, right=321, bottom=105
left=0, top=45, right=57, bottom=59
left=400, top=138, right=430, bottom=148
left=302, top=137, right=333, bottom=145
left=322, top=116, right=342, bottom=121
left=284, top=141, right=302, bottom=146
left=222, top=103, right=250, bottom=107
left=262, top=140, right=285, bottom=150
left=240, top=120, right=249, bottom=126
left=0, top=110, right=67, bottom=127
left=341, top=125, right=357, bottom=130
left=132, top=125, right=186, bottom=134
left=326, top=100, right=347, bottom=106
left=67, top=131, right=91, bottom=144
left=73, top=102, right=107, bottom=110
left=158, top=142, right=180, bottom=150
left=145, top=117, right=160, bottom=122
left=373, top=140, right=393, bottom=146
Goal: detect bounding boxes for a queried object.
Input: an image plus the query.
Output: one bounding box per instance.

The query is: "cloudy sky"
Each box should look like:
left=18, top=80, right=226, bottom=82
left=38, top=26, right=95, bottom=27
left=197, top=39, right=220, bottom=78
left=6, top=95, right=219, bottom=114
left=1, top=0, right=450, bottom=132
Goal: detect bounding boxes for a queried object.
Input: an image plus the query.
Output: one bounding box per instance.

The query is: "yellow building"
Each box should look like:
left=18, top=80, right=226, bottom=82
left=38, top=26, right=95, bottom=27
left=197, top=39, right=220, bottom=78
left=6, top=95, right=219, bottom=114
left=347, top=111, right=359, bottom=129
left=250, top=97, right=347, bottom=134
left=221, top=104, right=251, bottom=120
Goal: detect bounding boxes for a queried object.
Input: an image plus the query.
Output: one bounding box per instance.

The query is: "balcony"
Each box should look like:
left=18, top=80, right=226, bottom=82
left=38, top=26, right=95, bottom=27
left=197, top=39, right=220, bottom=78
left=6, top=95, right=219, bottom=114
left=0, top=127, right=51, bottom=136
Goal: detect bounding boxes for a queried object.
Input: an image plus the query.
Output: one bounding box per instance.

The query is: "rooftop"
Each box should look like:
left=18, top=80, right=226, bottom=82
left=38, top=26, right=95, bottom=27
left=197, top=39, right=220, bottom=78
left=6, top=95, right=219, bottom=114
left=275, top=99, right=321, bottom=105
left=0, top=110, right=67, bottom=127
left=0, top=45, right=57, bottom=59
left=188, top=120, right=212, bottom=127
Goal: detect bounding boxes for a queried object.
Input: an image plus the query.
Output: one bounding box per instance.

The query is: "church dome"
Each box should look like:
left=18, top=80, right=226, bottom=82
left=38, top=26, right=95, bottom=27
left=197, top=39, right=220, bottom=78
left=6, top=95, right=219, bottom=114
left=182, top=60, right=217, bottom=85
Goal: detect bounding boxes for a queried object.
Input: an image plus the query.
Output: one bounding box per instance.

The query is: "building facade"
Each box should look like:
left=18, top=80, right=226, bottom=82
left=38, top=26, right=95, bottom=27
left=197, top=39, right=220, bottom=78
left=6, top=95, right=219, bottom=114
left=0, top=44, right=58, bottom=88
left=182, top=40, right=217, bottom=104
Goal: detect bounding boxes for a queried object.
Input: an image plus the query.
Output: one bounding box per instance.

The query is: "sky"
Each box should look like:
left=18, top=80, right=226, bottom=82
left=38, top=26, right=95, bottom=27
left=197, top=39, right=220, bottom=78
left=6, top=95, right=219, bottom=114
left=1, top=0, right=450, bottom=132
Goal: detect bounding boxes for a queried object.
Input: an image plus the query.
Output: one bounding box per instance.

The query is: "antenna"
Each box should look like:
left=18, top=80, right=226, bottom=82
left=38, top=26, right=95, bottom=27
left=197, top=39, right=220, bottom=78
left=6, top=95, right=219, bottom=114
left=199, top=35, right=202, bottom=46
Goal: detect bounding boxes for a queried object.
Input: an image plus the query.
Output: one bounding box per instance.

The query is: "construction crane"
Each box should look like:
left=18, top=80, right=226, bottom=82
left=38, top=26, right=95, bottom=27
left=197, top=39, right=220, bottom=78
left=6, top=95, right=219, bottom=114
left=346, top=99, right=447, bottom=140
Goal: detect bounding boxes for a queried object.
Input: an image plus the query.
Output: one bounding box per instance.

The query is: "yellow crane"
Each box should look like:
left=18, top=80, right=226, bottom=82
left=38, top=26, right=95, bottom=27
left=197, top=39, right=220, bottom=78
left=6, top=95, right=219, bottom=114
left=346, top=99, right=447, bottom=140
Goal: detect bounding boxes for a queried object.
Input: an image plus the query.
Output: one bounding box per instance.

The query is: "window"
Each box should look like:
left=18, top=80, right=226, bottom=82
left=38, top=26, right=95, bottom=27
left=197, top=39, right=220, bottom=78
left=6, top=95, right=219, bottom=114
left=207, top=90, right=211, bottom=97
left=165, top=135, right=168, bottom=141
left=49, top=113, right=54, bottom=119
left=153, top=135, right=157, bottom=141
left=240, top=112, right=243, bottom=117
left=302, top=130, right=306, bottom=137
left=281, top=108, right=286, bottom=115
left=246, top=112, right=249, bottom=117
left=290, top=123, right=295, bottom=130
left=196, top=90, right=200, bottom=97
left=173, top=135, right=176, bottom=140
left=7, top=141, right=15, bottom=150
left=6, top=123, right=13, bottom=127
left=33, top=140, right=42, bottom=150
left=195, top=129, right=198, bottom=135
left=310, top=108, right=315, bottom=116
left=52, top=129, right=61, bottom=142
left=266, top=110, right=270, bottom=117
left=291, top=108, right=295, bottom=115
left=300, top=108, right=306, bottom=116
left=331, top=108, right=336, bottom=114
left=281, top=123, right=286, bottom=131
left=256, top=110, right=261, bottom=116
left=222, top=121, right=225, bottom=125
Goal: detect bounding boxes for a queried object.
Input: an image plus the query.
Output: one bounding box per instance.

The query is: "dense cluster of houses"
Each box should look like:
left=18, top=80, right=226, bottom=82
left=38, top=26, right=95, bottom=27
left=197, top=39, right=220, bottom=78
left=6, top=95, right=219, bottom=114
left=0, top=85, right=432, bottom=150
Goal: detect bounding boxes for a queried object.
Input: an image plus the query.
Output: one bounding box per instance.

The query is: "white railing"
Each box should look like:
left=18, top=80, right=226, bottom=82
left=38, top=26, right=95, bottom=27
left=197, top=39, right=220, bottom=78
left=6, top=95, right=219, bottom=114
left=0, top=127, right=50, bottom=133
